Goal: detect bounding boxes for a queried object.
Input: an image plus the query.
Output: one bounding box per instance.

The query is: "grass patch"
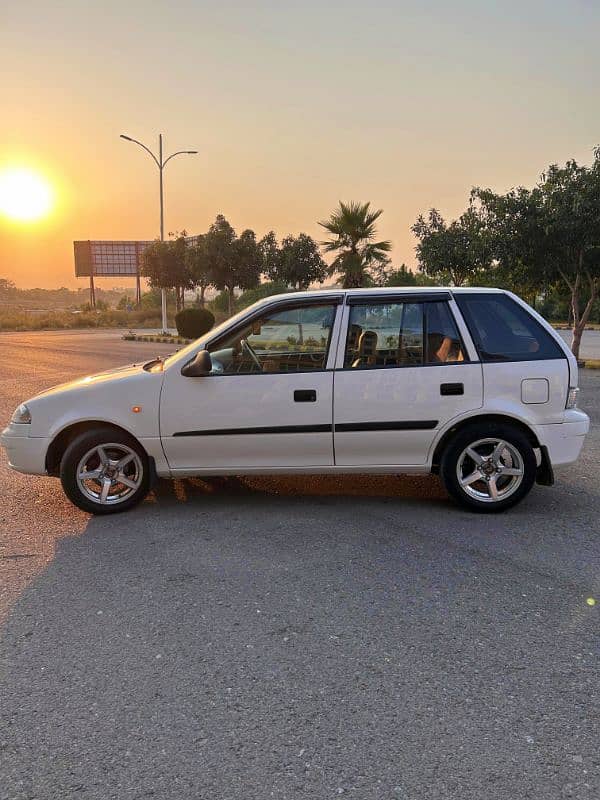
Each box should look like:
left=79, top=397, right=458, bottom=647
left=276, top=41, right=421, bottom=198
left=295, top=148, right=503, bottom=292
left=0, top=308, right=165, bottom=331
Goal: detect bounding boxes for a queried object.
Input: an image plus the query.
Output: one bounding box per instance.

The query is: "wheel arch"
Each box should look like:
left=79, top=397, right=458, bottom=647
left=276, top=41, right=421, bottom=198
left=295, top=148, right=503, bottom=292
left=45, top=420, right=147, bottom=476
left=430, top=413, right=541, bottom=474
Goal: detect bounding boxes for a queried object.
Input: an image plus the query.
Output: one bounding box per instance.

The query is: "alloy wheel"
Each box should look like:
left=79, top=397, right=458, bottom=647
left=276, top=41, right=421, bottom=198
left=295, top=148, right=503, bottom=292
left=76, top=443, right=144, bottom=506
left=456, top=438, right=525, bottom=504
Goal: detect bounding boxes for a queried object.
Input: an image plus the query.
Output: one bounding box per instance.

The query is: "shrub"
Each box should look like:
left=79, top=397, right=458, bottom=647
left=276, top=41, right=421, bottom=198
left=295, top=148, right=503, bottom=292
left=175, top=307, right=215, bottom=339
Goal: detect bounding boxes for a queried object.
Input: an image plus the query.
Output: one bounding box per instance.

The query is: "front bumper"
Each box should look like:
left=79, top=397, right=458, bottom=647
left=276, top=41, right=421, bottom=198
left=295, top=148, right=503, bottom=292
left=534, top=410, right=590, bottom=467
left=0, top=426, right=49, bottom=475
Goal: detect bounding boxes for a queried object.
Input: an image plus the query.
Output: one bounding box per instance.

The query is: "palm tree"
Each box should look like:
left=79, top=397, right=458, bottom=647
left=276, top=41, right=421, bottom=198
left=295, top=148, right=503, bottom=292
left=319, top=201, right=392, bottom=288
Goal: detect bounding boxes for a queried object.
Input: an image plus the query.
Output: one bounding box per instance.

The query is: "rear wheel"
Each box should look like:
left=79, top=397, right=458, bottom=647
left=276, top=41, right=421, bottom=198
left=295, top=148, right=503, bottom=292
left=60, top=428, right=150, bottom=514
left=440, top=423, right=537, bottom=513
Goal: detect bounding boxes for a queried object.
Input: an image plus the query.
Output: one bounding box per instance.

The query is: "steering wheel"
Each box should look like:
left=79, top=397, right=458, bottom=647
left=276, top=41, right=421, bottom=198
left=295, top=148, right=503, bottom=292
left=240, top=338, right=261, bottom=370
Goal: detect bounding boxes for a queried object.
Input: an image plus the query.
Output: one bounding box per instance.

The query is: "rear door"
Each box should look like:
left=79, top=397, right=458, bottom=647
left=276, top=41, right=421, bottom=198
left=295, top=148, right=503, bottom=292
left=332, top=294, right=483, bottom=466
left=453, top=291, right=570, bottom=425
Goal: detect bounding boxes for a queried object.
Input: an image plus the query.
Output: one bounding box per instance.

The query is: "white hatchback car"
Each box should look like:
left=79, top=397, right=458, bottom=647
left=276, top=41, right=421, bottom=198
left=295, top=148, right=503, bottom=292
left=1, top=288, right=589, bottom=514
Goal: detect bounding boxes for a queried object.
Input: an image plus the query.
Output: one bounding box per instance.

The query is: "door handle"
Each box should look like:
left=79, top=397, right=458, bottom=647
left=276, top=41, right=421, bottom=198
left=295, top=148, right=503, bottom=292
left=440, top=382, right=464, bottom=396
left=294, top=389, right=317, bottom=402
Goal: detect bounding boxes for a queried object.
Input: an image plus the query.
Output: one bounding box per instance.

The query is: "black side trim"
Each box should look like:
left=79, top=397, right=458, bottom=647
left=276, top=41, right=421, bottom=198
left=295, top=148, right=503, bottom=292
left=335, top=420, right=438, bottom=432
left=173, top=424, right=332, bottom=437
left=346, top=292, right=451, bottom=305
left=173, top=420, right=439, bottom=437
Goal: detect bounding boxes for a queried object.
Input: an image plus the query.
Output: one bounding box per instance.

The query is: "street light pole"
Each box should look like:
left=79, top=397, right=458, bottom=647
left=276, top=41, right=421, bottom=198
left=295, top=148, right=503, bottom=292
left=120, top=133, right=197, bottom=334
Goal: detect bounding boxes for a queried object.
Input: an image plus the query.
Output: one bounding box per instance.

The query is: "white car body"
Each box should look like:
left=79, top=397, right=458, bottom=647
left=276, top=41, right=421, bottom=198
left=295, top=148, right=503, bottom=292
left=1, top=288, right=590, bottom=511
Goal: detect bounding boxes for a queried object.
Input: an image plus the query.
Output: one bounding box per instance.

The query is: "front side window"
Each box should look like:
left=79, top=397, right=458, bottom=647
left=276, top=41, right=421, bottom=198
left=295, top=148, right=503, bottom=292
left=343, top=301, right=465, bottom=368
left=454, top=293, right=564, bottom=362
left=208, top=303, right=337, bottom=374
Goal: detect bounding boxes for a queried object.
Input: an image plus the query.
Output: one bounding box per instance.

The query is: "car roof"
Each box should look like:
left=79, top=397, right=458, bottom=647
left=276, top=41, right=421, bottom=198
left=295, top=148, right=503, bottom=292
left=252, top=286, right=505, bottom=304
left=344, top=286, right=504, bottom=295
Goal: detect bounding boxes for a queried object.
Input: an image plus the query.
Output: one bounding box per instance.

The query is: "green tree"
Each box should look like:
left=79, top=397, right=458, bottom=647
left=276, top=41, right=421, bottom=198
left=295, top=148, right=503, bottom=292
left=141, top=235, right=192, bottom=311
left=382, top=263, right=439, bottom=287
left=474, top=149, right=600, bottom=358
left=185, top=234, right=212, bottom=307
left=411, top=206, right=492, bottom=286
left=384, top=264, right=417, bottom=286
left=259, top=231, right=280, bottom=278
left=319, top=201, right=392, bottom=288
left=262, top=232, right=327, bottom=290
left=539, top=154, right=600, bottom=357
left=204, top=215, right=261, bottom=314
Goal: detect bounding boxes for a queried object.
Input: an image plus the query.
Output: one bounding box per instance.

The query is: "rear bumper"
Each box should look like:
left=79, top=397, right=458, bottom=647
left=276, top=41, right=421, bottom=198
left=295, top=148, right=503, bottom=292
left=0, top=427, right=48, bottom=475
left=534, top=411, right=590, bottom=467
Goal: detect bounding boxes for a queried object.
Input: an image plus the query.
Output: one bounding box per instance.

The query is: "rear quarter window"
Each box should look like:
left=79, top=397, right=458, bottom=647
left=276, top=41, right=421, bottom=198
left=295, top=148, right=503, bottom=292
left=454, top=293, right=565, bottom=362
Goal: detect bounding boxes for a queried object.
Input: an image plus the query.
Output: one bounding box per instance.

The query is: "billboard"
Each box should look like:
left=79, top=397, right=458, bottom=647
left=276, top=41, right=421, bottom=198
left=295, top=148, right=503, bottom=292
left=73, top=240, right=152, bottom=277
left=74, top=236, right=201, bottom=278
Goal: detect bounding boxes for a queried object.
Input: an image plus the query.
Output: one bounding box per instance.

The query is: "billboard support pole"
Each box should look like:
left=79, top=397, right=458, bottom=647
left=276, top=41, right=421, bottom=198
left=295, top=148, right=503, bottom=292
left=89, top=270, right=96, bottom=310
left=135, top=241, right=142, bottom=307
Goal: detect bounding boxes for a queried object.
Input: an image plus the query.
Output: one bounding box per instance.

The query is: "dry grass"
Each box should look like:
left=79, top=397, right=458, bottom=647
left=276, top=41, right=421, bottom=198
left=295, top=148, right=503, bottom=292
left=0, top=308, right=163, bottom=331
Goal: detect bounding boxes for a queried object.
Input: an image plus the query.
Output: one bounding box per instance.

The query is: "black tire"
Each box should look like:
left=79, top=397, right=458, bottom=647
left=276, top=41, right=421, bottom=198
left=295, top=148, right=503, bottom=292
left=60, top=427, right=150, bottom=514
left=440, top=422, right=537, bottom=513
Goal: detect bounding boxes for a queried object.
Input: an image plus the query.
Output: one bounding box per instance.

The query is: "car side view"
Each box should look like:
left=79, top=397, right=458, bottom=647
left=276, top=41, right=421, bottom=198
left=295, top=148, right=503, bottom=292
left=1, top=287, right=590, bottom=514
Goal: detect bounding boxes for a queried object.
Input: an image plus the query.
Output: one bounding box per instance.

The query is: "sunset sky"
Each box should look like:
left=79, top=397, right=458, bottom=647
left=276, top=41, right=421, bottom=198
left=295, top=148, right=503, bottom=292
left=2, top=0, right=599, bottom=288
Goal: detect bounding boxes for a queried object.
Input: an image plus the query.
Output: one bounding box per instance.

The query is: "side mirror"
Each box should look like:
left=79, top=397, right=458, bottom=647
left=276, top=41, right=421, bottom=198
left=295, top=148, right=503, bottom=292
left=181, top=349, right=212, bottom=377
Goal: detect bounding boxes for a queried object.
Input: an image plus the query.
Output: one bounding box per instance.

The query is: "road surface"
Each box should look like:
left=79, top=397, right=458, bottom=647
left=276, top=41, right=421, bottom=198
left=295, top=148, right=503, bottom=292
left=1, top=330, right=599, bottom=800
left=556, top=328, right=600, bottom=360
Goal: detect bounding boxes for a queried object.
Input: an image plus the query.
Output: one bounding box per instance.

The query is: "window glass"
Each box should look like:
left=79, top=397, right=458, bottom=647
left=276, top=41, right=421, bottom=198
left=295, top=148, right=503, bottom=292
left=343, top=301, right=465, bottom=368
left=454, top=293, right=564, bottom=362
left=208, top=303, right=336, bottom=374
left=425, top=301, right=465, bottom=364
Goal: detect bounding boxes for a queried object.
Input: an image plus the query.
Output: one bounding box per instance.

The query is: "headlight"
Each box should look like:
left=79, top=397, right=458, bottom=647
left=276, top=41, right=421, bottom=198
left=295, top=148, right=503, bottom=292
left=11, top=403, right=32, bottom=424
left=566, top=387, right=579, bottom=410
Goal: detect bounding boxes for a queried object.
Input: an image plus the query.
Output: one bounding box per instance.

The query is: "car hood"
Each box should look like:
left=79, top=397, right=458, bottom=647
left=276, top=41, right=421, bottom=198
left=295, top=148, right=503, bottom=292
left=31, top=362, right=151, bottom=401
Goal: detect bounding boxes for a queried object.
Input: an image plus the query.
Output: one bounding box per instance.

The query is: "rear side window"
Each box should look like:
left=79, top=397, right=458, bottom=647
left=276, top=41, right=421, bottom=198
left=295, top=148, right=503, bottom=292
left=343, top=300, right=466, bottom=368
left=454, top=293, right=564, bottom=362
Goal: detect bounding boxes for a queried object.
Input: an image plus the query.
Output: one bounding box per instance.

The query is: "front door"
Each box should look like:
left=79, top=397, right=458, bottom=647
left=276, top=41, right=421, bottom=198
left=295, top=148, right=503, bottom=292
left=160, top=299, right=342, bottom=473
left=333, top=296, right=483, bottom=466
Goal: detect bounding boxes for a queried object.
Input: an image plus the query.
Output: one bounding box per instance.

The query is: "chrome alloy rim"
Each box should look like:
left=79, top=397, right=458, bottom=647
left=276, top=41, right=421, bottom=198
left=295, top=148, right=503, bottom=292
left=456, top=438, right=525, bottom=503
left=76, top=443, right=143, bottom=506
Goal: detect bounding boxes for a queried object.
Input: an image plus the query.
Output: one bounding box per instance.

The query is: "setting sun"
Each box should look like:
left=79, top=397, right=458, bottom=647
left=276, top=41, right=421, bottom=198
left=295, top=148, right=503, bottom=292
left=0, top=167, right=54, bottom=222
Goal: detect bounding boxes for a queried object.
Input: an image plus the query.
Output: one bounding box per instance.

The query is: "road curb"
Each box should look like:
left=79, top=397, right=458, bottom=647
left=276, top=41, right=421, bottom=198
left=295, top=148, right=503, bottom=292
left=122, top=333, right=191, bottom=345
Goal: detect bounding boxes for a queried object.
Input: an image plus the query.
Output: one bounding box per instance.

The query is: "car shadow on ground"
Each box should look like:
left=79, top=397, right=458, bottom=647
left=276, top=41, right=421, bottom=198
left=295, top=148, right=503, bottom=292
left=150, top=473, right=450, bottom=504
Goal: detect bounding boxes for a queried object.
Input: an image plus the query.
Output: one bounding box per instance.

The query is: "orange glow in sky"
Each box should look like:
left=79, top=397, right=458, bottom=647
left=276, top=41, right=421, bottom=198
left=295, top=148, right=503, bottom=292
left=2, top=1, right=599, bottom=288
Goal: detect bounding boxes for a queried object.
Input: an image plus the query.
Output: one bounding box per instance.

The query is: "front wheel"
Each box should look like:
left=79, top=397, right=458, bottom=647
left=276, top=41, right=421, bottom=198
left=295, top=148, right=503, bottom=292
left=60, top=428, right=150, bottom=514
left=440, top=423, right=537, bottom=513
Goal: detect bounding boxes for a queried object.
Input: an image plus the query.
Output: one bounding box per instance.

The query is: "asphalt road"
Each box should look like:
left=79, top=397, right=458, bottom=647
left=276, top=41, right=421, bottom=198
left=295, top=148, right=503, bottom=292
left=1, top=330, right=599, bottom=800
left=556, top=329, right=600, bottom=360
